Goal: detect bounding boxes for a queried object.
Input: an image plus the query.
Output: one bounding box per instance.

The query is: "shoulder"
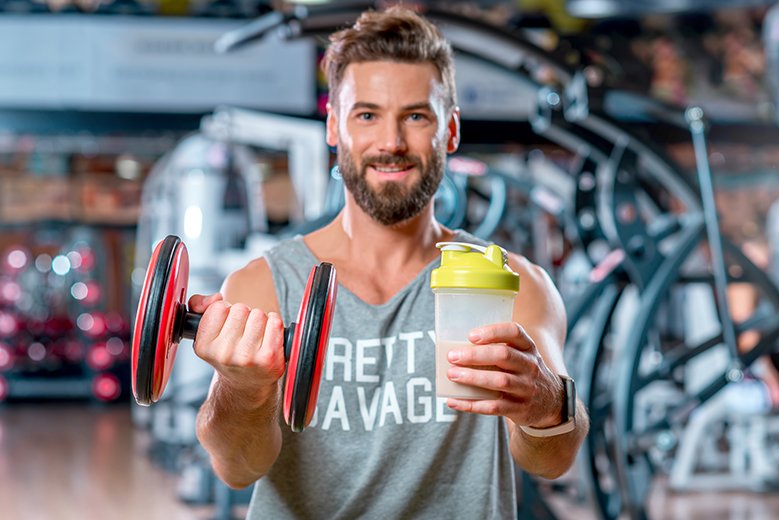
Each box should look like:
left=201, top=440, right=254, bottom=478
left=220, top=257, right=279, bottom=313
left=506, top=251, right=566, bottom=333
left=507, top=252, right=555, bottom=293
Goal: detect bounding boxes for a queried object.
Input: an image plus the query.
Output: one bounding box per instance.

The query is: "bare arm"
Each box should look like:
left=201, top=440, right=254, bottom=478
left=194, top=259, right=286, bottom=489
left=445, top=254, right=589, bottom=479
left=506, top=256, right=588, bottom=478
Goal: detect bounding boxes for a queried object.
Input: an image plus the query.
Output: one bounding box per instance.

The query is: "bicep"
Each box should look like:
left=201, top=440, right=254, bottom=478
left=510, top=254, right=568, bottom=374
left=220, top=258, right=281, bottom=314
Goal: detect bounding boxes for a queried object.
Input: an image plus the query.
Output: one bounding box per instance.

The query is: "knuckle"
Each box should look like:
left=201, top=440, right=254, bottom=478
left=248, top=308, right=267, bottom=323
left=212, top=300, right=230, bottom=310
left=208, top=301, right=230, bottom=319
left=194, top=336, right=218, bottom=356
left=230, top=303, right=251, bottom=317
left=482, top=401, right=500, bottom=415
left=255, top=350, right=272, bottom=369
left=494, top=372, right=511, bottom=390
left=214, top=350, right=231, bottom=366
left=458, top=400, right=474, bottom=413
left=257, top=352, right=282, bottom=378
left=192, top=341, right=207, bottom=360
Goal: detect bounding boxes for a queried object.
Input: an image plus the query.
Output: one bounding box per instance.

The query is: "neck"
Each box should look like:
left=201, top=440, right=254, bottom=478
left=332, top=195, right=454, bottom=267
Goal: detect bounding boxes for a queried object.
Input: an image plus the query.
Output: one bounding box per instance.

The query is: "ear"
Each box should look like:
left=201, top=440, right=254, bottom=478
left=446, top=107, right=461, bottom=154
left=326, top=102, right=339, bottom=148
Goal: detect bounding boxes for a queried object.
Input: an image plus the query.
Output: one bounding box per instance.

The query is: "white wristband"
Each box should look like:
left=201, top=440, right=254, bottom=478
left=519, top=418, right=575, bottom=438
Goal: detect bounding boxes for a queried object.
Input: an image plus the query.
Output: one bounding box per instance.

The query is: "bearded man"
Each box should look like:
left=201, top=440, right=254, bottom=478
left=190, top=6, right=588, bottom=519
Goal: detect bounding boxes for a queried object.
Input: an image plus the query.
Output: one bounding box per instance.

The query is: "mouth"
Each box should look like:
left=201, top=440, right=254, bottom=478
left=367, top=163, right=416, bottom=180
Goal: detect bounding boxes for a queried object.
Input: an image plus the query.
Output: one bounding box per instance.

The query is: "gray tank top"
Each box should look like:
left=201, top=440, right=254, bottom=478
left=246, top=230, right=516, bottom=519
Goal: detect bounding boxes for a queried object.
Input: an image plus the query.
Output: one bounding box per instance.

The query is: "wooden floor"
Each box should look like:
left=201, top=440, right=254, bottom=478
left=0, top=402, right=221, bottom=520
left=1, top=402, right=778, bottom=520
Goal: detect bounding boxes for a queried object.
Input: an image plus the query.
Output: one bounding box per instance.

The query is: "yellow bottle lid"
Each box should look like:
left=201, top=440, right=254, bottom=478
left=430, top=242, right=520, bottom=292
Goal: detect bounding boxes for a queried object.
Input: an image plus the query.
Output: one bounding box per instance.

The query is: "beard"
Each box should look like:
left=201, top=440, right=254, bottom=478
left=337, top=143, right=445, bottom=226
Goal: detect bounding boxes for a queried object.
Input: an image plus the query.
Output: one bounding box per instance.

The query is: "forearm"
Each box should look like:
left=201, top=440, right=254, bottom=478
left=508, top=399, right=589, bottom=479
left=196, top=376, right=283, bottom=489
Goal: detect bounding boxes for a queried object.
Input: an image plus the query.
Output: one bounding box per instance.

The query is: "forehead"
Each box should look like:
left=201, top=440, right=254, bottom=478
left=336, top=60, right=445, bottom=107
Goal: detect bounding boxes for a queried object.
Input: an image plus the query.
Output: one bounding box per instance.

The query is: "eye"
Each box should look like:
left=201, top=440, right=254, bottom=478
left=408, top=113, right=426, bottom=122
left=357, top=112, right=375, bottom=121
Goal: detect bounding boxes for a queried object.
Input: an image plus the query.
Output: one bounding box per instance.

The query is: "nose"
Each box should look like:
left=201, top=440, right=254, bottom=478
left=378, top=120, right=407, bottom=154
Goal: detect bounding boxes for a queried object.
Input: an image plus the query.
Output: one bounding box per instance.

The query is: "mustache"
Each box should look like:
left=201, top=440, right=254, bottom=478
left=362, top=154, right=422, bottom=167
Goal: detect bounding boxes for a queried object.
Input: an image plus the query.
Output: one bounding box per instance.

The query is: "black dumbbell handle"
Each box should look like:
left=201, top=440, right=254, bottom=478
left=174, top=304, right=200, bottom=341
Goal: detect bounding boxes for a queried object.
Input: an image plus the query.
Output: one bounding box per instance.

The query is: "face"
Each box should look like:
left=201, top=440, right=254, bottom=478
left=327, top=61, right=460, bottom=226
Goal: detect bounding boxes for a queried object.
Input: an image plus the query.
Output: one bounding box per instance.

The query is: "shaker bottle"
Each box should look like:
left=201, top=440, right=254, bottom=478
left=430, top=241, right=520, bottom=399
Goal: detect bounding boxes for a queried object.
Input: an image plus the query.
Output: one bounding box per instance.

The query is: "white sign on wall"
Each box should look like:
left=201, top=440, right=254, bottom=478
left=0, top=15, right=316, bottom=114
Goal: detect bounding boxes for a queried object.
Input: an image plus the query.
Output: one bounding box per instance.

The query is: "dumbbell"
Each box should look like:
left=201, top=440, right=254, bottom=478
left=131, top=235, right=337, bottom=432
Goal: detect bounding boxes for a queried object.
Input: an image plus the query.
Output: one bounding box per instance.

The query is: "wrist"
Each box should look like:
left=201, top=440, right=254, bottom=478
left=216, top=375, right=280, bottom=411
left=519, top=375, right=576, bottom=438
left=528, top=374, right=567, bottom=429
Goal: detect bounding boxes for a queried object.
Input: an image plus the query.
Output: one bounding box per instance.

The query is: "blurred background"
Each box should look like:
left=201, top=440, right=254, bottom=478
left=3, top=0, right=779, bottom=519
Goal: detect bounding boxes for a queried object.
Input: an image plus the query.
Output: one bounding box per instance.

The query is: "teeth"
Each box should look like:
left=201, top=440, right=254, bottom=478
left=374, top=166, right=408, bottom=173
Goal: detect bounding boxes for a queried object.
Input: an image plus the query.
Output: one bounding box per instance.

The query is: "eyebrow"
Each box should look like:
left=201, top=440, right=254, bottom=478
left=350, top=101, right=435, bottom=112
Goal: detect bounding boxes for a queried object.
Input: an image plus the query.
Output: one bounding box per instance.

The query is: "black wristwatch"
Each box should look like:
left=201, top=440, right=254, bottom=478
left=520, top=375, right=576, bottom=438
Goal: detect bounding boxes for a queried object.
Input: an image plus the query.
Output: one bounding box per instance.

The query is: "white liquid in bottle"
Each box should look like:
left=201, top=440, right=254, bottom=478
left=435, top=340, right=500, bottom=400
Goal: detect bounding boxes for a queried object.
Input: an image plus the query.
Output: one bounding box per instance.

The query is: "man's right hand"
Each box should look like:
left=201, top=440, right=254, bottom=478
left=188, top=293, right=287, bottom=405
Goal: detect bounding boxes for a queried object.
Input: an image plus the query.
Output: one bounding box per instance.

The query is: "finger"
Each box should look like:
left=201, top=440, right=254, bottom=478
left=254, top=312, right=286, bottom=373
left=447, top=396, right=519, bottom=417
left=188, top=293, right=223, bottom=313
left=243, top=308, right=269, bottom=344
left=194, top=300, right=230, bottom=348
left=447, top=365, right=529, bottom=396
left=218, top=303, right=252, bottom=341
left=237, top=308, right=269, bottom=357
left=448, top=343, right=528, bottom=369
left=468, top=322, right=535, bottom=351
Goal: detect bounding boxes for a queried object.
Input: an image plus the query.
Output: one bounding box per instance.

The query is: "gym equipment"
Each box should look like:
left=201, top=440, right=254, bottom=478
left=92, top=372, right=122, bottom=402
left=538, top=89, right=779, bottom=518
left=668, top=380, right=779, bottom=492
left=606, top=108, right=779, bottom=520
left=0, top=341, right=13, bottom=371
left=131, top=235, right=337, bottom=432
left=530, top=93, right=699, bottom=519
left=532, top=84, right=779, bottom=519
left=200, top=107, right=329, bottom=225
left=132, top=132, right=274, bottom=443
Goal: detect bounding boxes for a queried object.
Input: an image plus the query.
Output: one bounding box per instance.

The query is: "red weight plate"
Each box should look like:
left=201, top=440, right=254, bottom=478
left=153, top=241, right=189, bottom=402
left=283, top=262, right=337, bottom=432
left=304, top=266, right=337, bottom=426
left=282, top=267, right=315, bottom=427
left=131, top=236, right=189, bottom=405
left=131, top=241, right=162, bottom=403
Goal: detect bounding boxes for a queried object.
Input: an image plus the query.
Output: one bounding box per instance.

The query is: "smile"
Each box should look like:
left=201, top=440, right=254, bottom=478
left=369, top=164, right=415, bottom=180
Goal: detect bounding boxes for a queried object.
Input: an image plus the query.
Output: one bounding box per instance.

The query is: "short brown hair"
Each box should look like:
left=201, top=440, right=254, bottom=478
left=322, top=6, right=457, bottom=111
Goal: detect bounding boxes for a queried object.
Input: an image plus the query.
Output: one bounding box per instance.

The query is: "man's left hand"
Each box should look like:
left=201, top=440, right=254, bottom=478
left=445, top=321, right=565, bottom=429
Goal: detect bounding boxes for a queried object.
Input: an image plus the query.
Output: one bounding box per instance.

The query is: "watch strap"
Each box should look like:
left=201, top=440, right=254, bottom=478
left=519, top=375, right=576, bottom=438
left=519, top=418, right=575, bottom=437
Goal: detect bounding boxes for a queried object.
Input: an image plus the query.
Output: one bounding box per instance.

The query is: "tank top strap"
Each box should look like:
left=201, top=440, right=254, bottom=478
left=264, top=236, right=318, bottom=324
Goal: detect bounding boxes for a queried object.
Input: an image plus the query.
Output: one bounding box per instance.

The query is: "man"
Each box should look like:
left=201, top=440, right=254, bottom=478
left=192, top=6, right=588, bottom=519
